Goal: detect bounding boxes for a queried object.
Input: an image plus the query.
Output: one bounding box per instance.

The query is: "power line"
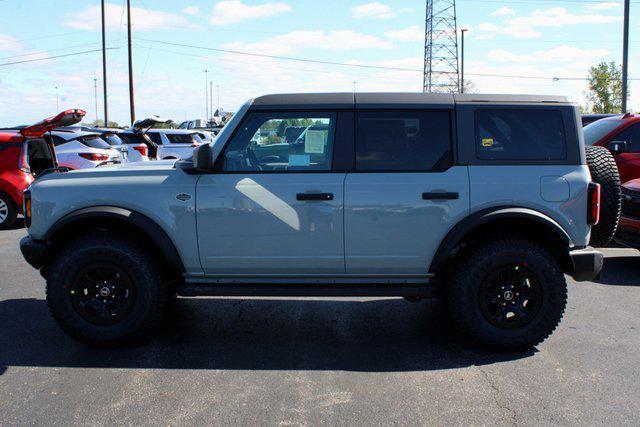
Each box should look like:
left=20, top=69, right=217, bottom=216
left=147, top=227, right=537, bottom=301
left=0, top=48, right=118, bottom=67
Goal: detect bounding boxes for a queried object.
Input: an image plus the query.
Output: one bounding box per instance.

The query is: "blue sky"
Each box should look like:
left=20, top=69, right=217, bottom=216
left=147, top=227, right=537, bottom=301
left=0, top=0, right=636, bottom=126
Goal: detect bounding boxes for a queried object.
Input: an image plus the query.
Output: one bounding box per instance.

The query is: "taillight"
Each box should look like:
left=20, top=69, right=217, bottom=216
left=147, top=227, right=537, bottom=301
left=78, top=153, right=110, bottom=161
left=23, top=190, right=31, bottom=228
left=588, top=182, right=601, bottom=226
left=133, top=145, right=148, bottom=157
left=18, top=141, right=31, bottom=174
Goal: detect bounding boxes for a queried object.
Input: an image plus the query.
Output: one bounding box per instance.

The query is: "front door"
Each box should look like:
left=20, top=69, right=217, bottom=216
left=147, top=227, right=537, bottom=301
left=197, top=111, right=346, bottom=276
left=344, top=110, right=470, bottom=276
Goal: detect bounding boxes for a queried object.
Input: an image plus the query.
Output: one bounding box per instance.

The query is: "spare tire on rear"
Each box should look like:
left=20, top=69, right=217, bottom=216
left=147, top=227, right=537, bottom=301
left=585, top=145, right=621, bottom=247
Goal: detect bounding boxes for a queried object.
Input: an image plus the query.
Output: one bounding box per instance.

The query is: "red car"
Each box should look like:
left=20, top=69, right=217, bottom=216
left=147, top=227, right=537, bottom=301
left=0, top=109, right=85, bottom=229
left=584, top=113, right=640, bottom=184
left=616, top=179, right=640, bottom=248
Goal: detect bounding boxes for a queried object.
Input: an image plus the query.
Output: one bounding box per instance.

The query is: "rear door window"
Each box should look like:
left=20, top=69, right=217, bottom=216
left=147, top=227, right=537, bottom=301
left=166, top=133, right=196, bottom=144
left=147, top=133, right=163, bottom=145
left=355, top=111, right=452, bottom=171
left=611, top=123, right=640, bottom=152
left=475, top=109, right=567, bottom=160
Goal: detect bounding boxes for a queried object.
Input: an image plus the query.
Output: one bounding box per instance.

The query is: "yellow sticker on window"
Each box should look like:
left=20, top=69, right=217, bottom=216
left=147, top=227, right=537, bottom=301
left=482, top=138, right=494, bottom=147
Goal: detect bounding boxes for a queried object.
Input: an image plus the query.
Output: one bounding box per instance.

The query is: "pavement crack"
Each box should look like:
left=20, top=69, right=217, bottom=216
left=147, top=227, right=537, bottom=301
left=478, top=366, right=518, bottom=426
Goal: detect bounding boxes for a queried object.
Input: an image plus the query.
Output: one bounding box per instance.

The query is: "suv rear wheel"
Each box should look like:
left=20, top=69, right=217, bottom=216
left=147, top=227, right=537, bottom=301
left=0, top=192, right=17, bottom=230
left=446, top=237, right=567, bottom=352
left=46, top=233, right=168, bottom=347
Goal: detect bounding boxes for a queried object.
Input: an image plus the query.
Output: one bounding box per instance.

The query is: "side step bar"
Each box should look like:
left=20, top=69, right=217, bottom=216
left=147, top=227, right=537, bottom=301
left=177, top=284, right=439, bottom=298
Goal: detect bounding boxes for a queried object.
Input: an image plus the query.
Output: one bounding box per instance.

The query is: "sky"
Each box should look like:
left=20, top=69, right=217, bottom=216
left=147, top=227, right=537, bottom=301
left=0, top=0, right=638, bottom=126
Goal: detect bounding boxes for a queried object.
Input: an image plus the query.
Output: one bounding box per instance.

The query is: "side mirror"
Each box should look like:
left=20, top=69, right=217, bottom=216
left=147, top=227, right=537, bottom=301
left=193, top=143, right=213, bottom=170
left=607, top=140, right=628, bottom=155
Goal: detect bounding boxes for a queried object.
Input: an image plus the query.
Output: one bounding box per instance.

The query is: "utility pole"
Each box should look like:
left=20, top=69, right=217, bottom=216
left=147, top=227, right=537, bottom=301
left=204, top=69, right=209, bottom=122
left=55, top=86, right=59, bottom=111
left=460, top=28, right=467, bottom=94
left=94, top=78, right=99, bottom=123
left=216, top=84, right=220, bottom=112
left=127, top=0, right=136, bottom=125
left=622, top=0, right=630, bottom=113
left=101, top=0, right=109, bottom=126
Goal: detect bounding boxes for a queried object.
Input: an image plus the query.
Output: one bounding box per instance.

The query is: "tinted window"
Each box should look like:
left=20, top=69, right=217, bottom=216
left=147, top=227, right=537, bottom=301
left=119, top=133, right=144, bottom=144
left=79, top=136, right=111, bottom=149
left=475, top=109, right=566, bottom=160
left=611, top=124, right=640, bottom=152
left=355, top=111, right=452, bottom=171
left=147, top=133, right=163, bottom=145
left=222, top=112, right=336, bottom=172
left=102, top=134, right=123, bottom=146
left=583, top=119, right=622, bottom=145
left=166, top=133, right=196, bottom=144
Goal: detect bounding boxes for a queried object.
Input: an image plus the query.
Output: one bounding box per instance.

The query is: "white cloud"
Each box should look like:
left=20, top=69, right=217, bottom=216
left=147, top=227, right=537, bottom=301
left=182, top=6, right=200, bottom=15
left=384, top=25, right=423, bottom=42
left=488, top=45, right=610, bottom=63
left=350, top=2, right=412, bottom=20
left=586, top=2, right=620, bottom=10
left=491, top=7, right=516, bottom=17
left=0, top=33, right=27, bottom=51
left=508, top=7, right=621, bottom=27
left=476, top=23, right=540, bottom=39
left=65, top=3, right=191, bottom=31
left=222, top=30, right=393, bottom=56
left=210, top=1, right=291, bottom=25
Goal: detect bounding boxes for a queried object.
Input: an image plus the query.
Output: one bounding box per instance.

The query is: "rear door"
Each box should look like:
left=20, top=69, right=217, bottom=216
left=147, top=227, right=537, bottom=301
left=196, top=111, right=347, bottom=276
left=344, top=109, right=469, bottom=276
left=607, top=123, right=640, bottom=182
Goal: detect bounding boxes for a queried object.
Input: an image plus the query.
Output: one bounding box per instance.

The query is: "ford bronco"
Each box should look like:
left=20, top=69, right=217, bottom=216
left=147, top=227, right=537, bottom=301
left=20, top=93, right=603, bottom=352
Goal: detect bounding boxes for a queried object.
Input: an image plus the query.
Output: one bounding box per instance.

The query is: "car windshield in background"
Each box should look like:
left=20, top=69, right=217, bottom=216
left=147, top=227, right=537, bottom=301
left=583, top=120, right=622, bottom=145
left=166, top=134, right=196, bottom=144
left=79, top=136, right=112, bottom=150
left=102, top=133, right=123, bottom=146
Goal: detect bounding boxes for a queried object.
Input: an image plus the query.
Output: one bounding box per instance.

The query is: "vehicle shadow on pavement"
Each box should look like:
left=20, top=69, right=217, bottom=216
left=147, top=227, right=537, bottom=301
left=4, top=218, right=24, bottom=230
left=594, top=255, right=640, bottom=287
left=0, top=297, right=533, bottom=373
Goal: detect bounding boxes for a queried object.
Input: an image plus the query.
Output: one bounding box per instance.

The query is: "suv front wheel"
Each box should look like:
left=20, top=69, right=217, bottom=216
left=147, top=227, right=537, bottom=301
left=46, top=233, right=168, bottom=347
left=446, top=237, right=567, bottom=352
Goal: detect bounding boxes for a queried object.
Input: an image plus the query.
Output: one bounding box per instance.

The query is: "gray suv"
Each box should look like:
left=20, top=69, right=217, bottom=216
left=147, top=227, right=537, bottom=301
left=20, top=93, right=603, bottom=352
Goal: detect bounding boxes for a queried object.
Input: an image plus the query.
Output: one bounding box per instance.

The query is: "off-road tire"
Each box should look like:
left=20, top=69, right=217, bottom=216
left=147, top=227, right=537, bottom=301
left=446, top=237, right=567, bottom=352
left=46, top=233, right=168, bottom=347
left=0, top=192, right=17, bottom=230
left=586, top=145, right=621, bottom=247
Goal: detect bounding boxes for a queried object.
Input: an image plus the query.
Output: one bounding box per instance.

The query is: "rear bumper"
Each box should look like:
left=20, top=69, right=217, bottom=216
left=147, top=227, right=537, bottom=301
left=569, top=247, right=603, bottom=282
left=19, top=235, right=47, bottom=269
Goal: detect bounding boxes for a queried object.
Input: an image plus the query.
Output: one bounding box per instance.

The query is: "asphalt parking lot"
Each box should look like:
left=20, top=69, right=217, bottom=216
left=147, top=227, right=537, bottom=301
left=1, top=223, right=639, bottom=425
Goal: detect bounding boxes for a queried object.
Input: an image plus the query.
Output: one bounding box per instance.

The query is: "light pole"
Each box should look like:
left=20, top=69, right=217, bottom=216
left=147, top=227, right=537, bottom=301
left=94, top=78, right=98, bottom=123
left=622, top=0, right=630, bottom=113
left=204, top=69, right=209, bottom=122
left=127, top=0, right=136, bottom=125
left=460, top=28, right=468, bottom=94
left=55, top=86, right=59, bottom=111
left=216, top=84, right=220, bottom=112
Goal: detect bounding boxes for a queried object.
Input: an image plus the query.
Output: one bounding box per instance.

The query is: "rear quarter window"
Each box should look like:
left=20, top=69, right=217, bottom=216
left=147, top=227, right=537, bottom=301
left=475, top=109, right=567, bottom=160
left=166, top=133, right=196, bottom=144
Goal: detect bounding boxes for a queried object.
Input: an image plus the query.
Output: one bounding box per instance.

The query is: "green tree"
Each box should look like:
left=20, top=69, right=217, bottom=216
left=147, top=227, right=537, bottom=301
left=585, top=61, right=627, bottom=114
left=86, top=119, right=121, bottom=128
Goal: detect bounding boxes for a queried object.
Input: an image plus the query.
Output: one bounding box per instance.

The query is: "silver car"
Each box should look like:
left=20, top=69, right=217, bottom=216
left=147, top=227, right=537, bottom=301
left=47, top=130, right=122, bottom=170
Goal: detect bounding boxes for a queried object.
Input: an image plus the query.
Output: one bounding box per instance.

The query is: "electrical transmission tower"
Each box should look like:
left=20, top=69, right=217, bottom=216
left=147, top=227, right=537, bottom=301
left=423, top=0, right=460, bottom=93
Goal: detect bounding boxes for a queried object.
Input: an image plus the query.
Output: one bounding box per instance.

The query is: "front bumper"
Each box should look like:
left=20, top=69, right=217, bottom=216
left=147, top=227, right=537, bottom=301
left=569, top=247, right=603, bottom=282
left=19, top=235, right=47, bottom=269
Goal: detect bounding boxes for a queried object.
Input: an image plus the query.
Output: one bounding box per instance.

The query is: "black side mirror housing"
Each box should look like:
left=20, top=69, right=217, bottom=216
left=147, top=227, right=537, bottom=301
left=607, top=140, right=628, bottom=155
left=193, top=144, right=213, bottom=170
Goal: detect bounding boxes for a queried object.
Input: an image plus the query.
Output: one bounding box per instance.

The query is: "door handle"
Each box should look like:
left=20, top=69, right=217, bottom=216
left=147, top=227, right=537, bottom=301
left=422, top=192, right=459, bottom=200
left=297, top=193, right=334, bottom=201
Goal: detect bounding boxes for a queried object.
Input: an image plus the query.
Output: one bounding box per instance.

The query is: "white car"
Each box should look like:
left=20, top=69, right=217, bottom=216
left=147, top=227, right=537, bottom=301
left=119, top=116, right=202, bottom=160
left=82, top=127, right=149, bottom=163
left=47, top=130, right=122, bottom=170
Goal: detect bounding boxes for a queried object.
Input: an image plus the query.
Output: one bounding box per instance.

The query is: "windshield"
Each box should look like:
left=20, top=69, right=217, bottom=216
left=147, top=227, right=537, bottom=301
left=583, top=120, right=622, bottom=145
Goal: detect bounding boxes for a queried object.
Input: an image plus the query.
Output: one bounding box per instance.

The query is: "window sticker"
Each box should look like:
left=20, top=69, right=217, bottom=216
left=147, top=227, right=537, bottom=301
left=289, top=154, right=311, bottom=166
left=305, top=130, right=325, bottom=154
left=482, top=138, right=494, bottom=147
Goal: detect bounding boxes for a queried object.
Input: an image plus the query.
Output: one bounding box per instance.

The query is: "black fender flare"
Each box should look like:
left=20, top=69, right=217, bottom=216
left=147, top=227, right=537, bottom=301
left=45, top=206, right=185, bottom=273
left=428, top=207, right=572, bottom=275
